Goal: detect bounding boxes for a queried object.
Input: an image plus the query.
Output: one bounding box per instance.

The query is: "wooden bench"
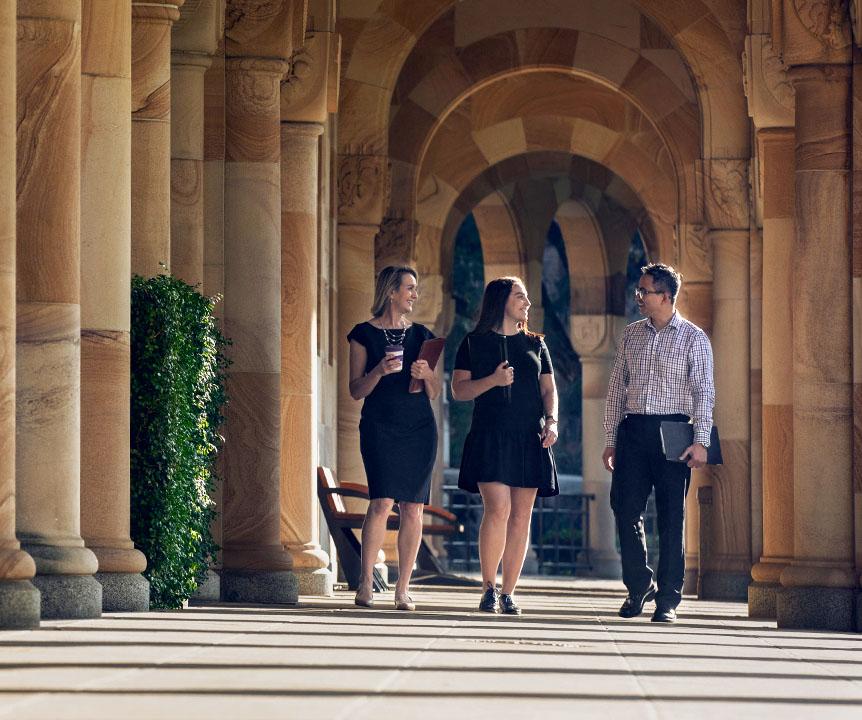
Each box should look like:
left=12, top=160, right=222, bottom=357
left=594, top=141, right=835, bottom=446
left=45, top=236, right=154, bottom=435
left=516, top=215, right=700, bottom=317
left=317, top=466, right=464, bottom=591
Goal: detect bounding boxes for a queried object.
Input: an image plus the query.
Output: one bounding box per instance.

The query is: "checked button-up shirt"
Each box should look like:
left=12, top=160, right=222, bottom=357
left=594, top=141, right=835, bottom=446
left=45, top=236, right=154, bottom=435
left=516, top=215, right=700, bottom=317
left=603, top=311, right=716, bottom=448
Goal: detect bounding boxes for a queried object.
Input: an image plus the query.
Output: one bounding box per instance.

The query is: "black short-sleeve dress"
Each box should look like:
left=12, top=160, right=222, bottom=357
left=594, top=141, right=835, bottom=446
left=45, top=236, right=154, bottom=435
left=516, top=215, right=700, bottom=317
left=347, top=322, right=438, bottom=503
left=455, top=331, right=558, bottom=497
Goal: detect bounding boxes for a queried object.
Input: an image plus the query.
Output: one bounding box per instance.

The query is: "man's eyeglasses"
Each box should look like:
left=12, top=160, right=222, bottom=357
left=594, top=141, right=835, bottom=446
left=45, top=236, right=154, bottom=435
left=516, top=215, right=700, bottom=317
left=634, top=288, right=666, bottom=300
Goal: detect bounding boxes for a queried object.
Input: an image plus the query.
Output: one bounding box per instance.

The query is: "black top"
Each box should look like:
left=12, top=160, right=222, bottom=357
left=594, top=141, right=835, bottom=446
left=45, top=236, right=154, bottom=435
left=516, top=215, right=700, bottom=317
left=454, top=330, right=553, bottom=430
left=347, top=321, right=436, bottom=423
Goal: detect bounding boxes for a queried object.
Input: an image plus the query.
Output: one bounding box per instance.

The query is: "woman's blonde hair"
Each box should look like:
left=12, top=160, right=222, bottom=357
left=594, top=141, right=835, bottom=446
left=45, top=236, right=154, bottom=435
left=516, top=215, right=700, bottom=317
left=370, top=265, right=418, bottom=317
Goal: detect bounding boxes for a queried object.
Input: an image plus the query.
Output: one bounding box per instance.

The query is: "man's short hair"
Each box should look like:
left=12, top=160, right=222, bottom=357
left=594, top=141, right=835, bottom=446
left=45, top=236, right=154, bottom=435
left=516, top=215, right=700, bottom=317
left=641, top=263, right=683, bottom=301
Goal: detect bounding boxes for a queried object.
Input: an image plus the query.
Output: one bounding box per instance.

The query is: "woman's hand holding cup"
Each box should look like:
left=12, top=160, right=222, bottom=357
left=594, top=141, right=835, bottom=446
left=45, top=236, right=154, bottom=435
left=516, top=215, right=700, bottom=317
left=493, top=360, right=514, bottom=387
left=377, top=345, right=404, bottom=376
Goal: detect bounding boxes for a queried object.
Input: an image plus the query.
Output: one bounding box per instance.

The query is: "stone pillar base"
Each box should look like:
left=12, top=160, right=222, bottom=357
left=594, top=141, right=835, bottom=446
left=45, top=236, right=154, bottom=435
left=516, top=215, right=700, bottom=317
left=0, top=580, right=41, bottom=629
left=699, top=572, right=750, bottom=601
left=95, top=572, right=150, bottom=612
left=190, top=569, right=220, bottom=603
left=220, top=570, right=298, bottom=604
left=748, top=581, right=780, bottom=618
left=294, top=567, right=334, bottom=596
left=682, top=570, right=698, bottom=595
left=777, top=586, right=856, bottom=631
left=32, top=575, right=102, bottom=620
left=581, top=550, right=621, bottom=579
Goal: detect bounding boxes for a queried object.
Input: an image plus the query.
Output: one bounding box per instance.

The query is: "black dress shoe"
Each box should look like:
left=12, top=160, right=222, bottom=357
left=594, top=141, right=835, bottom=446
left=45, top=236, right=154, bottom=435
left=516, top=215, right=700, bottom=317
left=500, top=593, right=521, bottom=615
left=478, top=584, right=500, bottom=613
left=651, top=606, right=677, bottom=623
left=618, top=583, right=657, bottom=618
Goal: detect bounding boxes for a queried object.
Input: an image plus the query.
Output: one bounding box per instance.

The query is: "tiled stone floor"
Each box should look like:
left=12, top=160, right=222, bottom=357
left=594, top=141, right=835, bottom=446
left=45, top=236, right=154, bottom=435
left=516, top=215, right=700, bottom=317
left=0, top=578, right=860, bottom=719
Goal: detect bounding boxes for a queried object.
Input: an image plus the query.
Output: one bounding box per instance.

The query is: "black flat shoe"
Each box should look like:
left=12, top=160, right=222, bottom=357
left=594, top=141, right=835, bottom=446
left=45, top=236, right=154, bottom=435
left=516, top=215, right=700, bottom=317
left=500, top=593, right=521, bottom=616
left=618, top=583, right=657, bottom=618
left=478, top=584, right=500, bottom=613
left=651, top=606, right=677, bottom=623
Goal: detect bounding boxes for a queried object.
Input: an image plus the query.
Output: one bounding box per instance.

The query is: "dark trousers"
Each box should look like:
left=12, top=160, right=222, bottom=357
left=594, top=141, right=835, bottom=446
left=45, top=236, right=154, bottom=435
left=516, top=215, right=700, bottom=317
left=610, top=414, right=691, bottom=609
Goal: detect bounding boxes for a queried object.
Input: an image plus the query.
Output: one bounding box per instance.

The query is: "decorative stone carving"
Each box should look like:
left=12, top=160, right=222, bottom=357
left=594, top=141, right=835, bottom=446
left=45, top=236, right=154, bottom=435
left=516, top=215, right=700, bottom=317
left=281, top=32, right=337, bottom=124
left=781, top=0, right=851, bottom=65
left=338, top=151, right=386, bottom=224
left=173, top=0, right=224, bottom=55
left=704, top=159, right=750, bottom=231
left=791, top=0, right=852, bottom=49
left=375, top=217, right=415, bottom=270
left=743, top=34, right=795, bottom=129
left=678, top=222, right=713, bottom=282
left=225, top=0, right=295, bottom=59
left=569, top=315, right=608, bottom=357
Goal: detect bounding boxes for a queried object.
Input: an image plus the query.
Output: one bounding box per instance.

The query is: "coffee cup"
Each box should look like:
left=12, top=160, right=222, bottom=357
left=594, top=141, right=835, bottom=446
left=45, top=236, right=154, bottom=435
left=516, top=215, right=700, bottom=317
left=384, top=344, right=404, bottom=372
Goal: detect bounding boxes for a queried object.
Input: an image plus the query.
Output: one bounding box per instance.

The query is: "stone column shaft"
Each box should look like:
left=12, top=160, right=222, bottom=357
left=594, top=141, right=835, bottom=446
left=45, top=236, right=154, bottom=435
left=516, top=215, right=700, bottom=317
left=749, top=128, right=795, bottom=618
left=0, top=0, right=39, bottom=630
left=778, top=64, right=856, bottom=631
left=80, top=0, right=149, bottom=612
left=579, top=350, right=621, bottom=578
left=16, top=0, right=101, bottom=619
left=701, top=229, right=752, bottom=600
left=131, top=1, right=183, bottom=278
left=221, top=55, right=297, bottom=603
left=336, top=224, right=376, bottom=490
left=170, top=51, right=211, bottom=287
left=280, top=121, right=332, bottom=595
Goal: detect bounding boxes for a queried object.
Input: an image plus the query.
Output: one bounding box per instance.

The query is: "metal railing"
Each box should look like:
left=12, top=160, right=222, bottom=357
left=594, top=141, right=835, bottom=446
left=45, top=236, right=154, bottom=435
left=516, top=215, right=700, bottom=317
left=442, top=483, right=595, bottom=576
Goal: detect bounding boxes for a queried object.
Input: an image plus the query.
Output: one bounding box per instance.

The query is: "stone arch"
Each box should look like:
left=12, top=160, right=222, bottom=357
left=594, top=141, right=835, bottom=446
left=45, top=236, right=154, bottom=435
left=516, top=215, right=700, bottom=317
left=470, top=191, right=526, bottom=284
left=338, top=0, right=747, bottom=160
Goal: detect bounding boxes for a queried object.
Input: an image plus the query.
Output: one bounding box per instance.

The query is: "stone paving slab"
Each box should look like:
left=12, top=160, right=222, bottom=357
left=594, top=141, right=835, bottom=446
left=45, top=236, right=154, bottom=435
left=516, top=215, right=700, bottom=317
left=0, top=579, right=859, bottom=719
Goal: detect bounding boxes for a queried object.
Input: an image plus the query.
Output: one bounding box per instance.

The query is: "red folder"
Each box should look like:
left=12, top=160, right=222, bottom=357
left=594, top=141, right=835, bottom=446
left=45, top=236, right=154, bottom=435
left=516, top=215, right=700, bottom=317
left=408, top=337, right=446, bottom=393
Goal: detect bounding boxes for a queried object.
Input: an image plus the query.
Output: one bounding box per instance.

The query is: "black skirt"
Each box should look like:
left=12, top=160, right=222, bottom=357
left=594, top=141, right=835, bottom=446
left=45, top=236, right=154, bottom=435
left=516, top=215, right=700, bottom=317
left=458, top=423, right=558, bottom=498
left=359, top=415, right=437, bottom=503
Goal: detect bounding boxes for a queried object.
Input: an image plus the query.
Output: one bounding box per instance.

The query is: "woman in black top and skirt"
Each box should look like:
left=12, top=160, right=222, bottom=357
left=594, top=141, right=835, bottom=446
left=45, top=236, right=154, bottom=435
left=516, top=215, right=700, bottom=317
left=451, top=277, right=559, bottom=615
left=347, top=266, right=441, bottom=611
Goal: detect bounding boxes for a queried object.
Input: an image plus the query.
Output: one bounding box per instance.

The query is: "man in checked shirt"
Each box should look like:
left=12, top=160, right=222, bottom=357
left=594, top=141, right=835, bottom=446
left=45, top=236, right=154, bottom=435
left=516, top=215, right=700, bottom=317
left=602, top=263, right=715, bottom=624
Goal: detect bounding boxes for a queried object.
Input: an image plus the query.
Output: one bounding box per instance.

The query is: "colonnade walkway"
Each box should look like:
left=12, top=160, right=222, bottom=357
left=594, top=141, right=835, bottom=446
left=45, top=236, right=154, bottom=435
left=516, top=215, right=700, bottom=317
left=0, top=578, right=860, bottom=719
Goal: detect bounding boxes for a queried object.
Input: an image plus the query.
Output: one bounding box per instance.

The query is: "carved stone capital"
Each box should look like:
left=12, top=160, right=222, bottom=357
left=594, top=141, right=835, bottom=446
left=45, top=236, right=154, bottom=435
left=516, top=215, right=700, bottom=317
left=132, top=0, right=184, bottom=24
left=280, top=31, right=337, bottom=123
left=225, top=0, right=296, bottom=60
left=338, top=151, right=387, bottom=225
left=677, top=222, right=713, bottom=283
left=780, top=0, right=851, bottom=66
left=702, top=158, right=750, bottom=231
left=172, top=0, right=224, bottom=55
left=375, top=217, right=416, bottom=271
left=743, top=34, right=795, bottom=129
left=569, top=314, right=627, bottom=358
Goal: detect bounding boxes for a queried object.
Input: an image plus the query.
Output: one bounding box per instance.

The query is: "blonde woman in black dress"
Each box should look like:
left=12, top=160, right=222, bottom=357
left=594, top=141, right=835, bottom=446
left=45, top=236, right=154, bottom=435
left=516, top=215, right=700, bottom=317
left=451, top=277, right=559, bottom=615
left=347, top=266, right=441, bottom=610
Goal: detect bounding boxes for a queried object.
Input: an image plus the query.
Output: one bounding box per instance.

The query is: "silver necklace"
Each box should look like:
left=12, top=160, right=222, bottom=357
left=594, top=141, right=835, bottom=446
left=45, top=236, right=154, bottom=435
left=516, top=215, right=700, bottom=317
left=380, top=325, right=407, bottom=345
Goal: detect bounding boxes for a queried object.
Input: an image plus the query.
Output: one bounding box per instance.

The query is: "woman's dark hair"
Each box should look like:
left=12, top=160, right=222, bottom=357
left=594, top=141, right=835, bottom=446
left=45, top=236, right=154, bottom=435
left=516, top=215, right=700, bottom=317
left=641, top=262, right=683, bottom=302
left=473, top=276, right=541, bottom=337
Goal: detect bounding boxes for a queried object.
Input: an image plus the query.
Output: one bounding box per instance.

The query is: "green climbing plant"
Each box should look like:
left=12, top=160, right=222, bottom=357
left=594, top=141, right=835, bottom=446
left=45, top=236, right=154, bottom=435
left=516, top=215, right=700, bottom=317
left=130, top=273, right=229, bottom=609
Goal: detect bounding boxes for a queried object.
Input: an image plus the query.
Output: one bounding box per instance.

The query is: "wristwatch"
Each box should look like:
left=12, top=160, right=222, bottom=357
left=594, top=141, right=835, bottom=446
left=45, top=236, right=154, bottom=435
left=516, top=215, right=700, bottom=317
left=544, top=415, right=557, bottom=424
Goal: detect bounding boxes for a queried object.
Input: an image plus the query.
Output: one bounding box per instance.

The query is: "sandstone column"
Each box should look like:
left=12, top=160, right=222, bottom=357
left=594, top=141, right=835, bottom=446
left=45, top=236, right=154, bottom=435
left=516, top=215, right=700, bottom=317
left=0, top=0, right=39, bottom=630
left=336, top=151, right=387, bottom=535
left=220, top=49, right=296, bottom=602
left=778, top=64, right=856, bottom=631
left=131, top=0, right=184, bottom=278
left=700, top=229, right=752, bottom=600
left=280, top=121, right=332, bottom=595
left=80, top=0, right=149, bottom=612
left=749, top=129, right=795, bottom=618
left=171, top=0, right=222, bottom=287
left=16, top=0, right=101, bottom=619
left=578, top=349, right=622, bottom=578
